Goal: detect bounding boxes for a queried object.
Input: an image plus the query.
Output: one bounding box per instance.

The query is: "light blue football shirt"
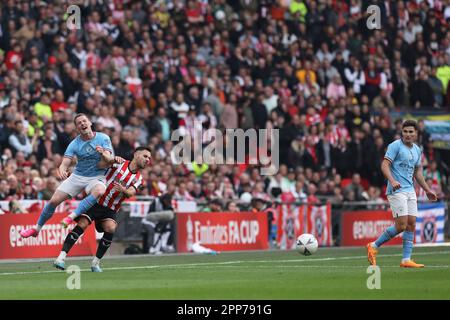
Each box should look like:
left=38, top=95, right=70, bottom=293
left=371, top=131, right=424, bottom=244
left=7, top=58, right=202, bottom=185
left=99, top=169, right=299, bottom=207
left=64, top=132, right=113, bottom=177
left=384, top=139, right=421, bottom=195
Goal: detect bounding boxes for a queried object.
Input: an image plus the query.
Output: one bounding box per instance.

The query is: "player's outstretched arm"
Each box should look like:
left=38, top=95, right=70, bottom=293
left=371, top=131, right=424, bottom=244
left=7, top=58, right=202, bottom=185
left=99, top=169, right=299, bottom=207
left=414, top=167, right=437, bottom=201
left=381, top=159, right=401, bottom=191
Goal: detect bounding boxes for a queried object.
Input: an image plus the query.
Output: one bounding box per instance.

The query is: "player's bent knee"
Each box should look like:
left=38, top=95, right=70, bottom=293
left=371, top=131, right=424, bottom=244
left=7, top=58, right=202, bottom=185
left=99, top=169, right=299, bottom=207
left=103, top=223, right=117, bottom=234
left=91, top=187, right=106, bottom=198
left=395, top=222, right=407, bottom=232
left=77, top=217, right=90, bottom=230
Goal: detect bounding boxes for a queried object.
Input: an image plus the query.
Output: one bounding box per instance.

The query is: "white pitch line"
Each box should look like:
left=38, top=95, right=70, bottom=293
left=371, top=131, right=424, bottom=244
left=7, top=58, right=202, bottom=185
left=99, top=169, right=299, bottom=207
left=0, top=250, right=449, bottom=276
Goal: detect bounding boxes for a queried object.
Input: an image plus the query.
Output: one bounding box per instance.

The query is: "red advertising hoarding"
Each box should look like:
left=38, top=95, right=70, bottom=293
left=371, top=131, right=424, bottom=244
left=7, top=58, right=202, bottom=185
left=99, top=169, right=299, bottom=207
left=0, top=213, right=97, bottom=259
left=176, top=212, right=268, bottom=253
left=341, top=210, right=402, bottom=246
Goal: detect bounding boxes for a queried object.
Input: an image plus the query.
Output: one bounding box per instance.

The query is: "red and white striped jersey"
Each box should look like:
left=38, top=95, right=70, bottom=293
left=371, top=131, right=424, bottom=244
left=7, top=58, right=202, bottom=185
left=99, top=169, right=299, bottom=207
left=98, top=161, right=143, bottom=212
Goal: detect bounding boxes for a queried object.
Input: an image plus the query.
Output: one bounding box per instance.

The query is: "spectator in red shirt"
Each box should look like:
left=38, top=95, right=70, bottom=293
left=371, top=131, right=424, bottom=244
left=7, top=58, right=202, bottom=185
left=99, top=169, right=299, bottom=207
left=5, top=43, right=23, bottom=70
left=364, top=60, right=381, bottom=102
left=50, top=90, right=69, bottom=113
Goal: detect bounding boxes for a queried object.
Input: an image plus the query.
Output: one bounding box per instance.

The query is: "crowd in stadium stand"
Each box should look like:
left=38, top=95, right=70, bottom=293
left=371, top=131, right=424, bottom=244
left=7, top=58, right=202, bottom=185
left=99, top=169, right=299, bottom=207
left=0, top=0, right=449, bottom=213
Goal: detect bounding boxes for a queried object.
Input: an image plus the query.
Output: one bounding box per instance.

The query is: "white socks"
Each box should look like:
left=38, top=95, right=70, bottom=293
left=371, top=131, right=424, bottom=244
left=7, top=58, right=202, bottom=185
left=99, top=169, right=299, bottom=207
left=56, top=251, right=67, bottom=261
left=92, top=257, right=100, bottom=266
left=68, top=212, right=77, bottom=219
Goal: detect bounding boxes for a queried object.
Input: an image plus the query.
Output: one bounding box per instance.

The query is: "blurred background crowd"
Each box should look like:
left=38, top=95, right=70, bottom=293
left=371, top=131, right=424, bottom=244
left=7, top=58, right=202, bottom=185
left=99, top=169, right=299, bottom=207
left=0, top=0, right=449, bottom=214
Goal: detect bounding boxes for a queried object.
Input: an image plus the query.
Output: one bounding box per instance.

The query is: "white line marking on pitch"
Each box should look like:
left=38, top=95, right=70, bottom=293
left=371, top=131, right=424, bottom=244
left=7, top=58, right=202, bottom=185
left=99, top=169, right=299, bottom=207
left=0, top=250, right=449, bottom=276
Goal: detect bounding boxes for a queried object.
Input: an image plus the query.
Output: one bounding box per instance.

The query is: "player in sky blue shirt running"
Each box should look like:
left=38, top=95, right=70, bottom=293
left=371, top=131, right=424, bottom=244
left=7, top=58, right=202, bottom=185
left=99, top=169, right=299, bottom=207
left=367, top=120, right=437, bottom=268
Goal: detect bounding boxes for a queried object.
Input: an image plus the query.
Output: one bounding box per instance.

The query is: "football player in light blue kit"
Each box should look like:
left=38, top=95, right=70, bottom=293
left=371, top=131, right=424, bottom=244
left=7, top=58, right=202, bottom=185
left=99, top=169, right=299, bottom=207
left=367, top=120, right=437, bottom=268
left=20, top=113, right=123, bottom=238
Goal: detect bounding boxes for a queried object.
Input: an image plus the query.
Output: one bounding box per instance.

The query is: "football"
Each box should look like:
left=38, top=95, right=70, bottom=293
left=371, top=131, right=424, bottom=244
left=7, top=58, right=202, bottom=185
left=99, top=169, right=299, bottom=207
left=296, top=233, right=318, bottom=256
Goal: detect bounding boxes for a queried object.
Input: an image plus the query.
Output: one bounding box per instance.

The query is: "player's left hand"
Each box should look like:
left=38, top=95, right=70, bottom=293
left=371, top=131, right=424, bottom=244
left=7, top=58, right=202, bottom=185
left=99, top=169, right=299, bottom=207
left=426, top=190, right=438, bottom=202
left=112, top=181, right=126, bottom=193
left=114, top=156, right=125, bottom=164
left=96, top=146, right=105, bottom=154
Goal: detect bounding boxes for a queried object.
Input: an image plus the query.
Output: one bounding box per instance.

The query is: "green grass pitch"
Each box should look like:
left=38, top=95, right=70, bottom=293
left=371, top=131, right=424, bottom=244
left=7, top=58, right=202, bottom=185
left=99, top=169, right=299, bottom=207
left=1, top=246, right=449, bottom=300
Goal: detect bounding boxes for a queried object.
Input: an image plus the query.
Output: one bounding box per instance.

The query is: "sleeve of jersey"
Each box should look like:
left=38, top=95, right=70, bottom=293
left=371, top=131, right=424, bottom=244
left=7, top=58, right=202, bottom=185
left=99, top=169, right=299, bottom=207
left=132, top=176, right=144, bottom=192
left=101, top=134, right=114, bottom=155
left=384, top=142, right=398, bottom=163
left=64, top=140, right=76, bottom=159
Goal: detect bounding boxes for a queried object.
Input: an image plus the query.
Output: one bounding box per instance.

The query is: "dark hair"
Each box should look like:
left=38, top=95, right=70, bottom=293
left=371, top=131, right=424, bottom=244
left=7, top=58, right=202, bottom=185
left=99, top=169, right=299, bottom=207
left=73, top=113, right=88, bottom=125
left=134, top=146, right=152, bottom=154
left=402, top=119, right=418, bottom=131
left=160, top=193, right=172, bottom=203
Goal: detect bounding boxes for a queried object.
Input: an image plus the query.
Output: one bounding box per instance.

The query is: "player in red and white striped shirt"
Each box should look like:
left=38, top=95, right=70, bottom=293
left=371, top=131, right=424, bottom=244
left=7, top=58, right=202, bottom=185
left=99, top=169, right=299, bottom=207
left=54, top=147, right=152, bottom=272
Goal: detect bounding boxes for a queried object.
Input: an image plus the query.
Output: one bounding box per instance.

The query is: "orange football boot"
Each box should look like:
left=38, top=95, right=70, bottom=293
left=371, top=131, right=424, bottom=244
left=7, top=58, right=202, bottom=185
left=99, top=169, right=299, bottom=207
left=400, top=260, right=424, bottom=268
left=366, top=243, right=378, bottom=266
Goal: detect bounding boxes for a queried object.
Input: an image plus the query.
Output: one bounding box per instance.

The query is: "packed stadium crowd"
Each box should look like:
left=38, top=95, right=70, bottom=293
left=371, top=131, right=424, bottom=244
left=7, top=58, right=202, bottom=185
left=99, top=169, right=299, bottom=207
left=0, top=0, right=449, bottom=213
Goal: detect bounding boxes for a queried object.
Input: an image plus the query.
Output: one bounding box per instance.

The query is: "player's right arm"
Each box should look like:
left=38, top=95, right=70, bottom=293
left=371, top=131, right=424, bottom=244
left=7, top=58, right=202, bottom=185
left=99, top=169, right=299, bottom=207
left=382, top=142, right=401, bottom=191
left=381, top=159, right=401, bottom=191
left=59, top=139, right=77, bottom=180
left=58, top=157, right=72, bottom=180
left=96, top=146, right=125, bottom=169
